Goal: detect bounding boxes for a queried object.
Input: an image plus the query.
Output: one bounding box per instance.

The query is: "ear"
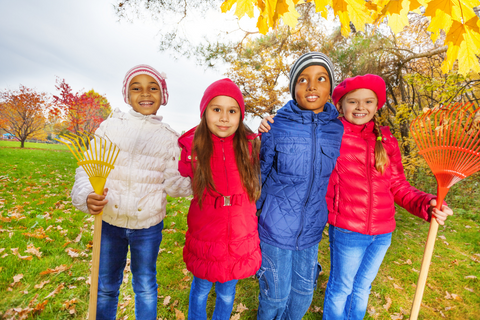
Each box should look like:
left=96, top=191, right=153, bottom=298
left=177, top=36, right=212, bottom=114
left=335, top=102, right=343, bottom=114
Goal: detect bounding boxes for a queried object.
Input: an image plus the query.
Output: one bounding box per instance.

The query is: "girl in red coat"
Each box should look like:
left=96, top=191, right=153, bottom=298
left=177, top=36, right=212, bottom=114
left=178, top=78, right=261, bottom=320
left=322, top=74, right=453, bottom=320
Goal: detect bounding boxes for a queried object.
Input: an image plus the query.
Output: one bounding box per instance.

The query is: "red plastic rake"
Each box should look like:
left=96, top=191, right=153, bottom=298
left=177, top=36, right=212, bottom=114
left=409, top=102, right=480, bottom=319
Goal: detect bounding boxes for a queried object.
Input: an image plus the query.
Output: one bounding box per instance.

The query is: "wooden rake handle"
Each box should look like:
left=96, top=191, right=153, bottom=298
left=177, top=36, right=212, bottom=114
left=89, top=213, right=103, bottom=320
left=410, top=186, right=448, bottom=319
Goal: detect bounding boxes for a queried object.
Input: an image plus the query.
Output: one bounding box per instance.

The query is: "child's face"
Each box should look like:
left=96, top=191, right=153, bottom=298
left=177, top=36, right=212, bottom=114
left=205, top=95, right=241, bottom=138
left=338, top=89, right=378, bottom=125
left=128, top=74, right=162, bottom=115
left=294, top=65, right=331, bottom=113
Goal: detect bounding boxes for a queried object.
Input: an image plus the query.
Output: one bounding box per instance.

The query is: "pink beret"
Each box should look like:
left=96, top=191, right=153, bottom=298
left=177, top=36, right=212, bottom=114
left=200, top=78, right=245, bottom=119
left=122, top=64, right=169, bottom=105
left=332, top=74, right=386, bottom=109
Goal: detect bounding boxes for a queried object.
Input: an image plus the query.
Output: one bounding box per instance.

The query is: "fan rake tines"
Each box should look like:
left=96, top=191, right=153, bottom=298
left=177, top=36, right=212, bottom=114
left=410, top=102, right=480, bottom=189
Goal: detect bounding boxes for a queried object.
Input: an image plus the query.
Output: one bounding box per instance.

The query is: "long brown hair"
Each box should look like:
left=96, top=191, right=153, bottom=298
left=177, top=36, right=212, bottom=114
left=191, top=117, right=261, bottom=207
left=337, top=92, right=389, bottom=174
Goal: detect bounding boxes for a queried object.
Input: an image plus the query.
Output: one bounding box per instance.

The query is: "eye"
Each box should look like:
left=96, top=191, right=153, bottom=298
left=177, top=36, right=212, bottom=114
left=229, top=109, right=236, bottom=114
left=298, top=78, right=307, bottom=83
left=131, top=87, right=140, bottom=91
left=318, top=76, right=326, bottom=82
left=213, top=107, right=221, bottom=112
left=150, top=87, right=159, bottom=91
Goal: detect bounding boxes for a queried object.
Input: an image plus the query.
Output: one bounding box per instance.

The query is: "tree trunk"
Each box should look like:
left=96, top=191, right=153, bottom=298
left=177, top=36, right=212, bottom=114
left=20, top=139, right=25, bottom=148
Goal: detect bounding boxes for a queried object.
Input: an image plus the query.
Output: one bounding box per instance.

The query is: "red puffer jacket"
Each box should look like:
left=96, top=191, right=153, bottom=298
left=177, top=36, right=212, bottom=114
left=326, top=117, right=435, bottom=235
left=178, top=127, right=261, bottom=283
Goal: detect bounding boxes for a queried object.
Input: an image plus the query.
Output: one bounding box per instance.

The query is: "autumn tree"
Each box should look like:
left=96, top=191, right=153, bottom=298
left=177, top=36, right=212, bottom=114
left=53, top=79, right=111, bottom=137
left=0, top=86, right=53, bottom=148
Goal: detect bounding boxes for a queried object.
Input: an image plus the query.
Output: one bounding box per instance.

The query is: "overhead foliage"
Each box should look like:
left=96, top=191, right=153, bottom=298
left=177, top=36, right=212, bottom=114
left=53, top=79, right=111, bottom=137
left=114, top=0, right=480, bottom=75
left=220, top=0, right=480, bottom=75
left=0, top=86, right=54, bottom=148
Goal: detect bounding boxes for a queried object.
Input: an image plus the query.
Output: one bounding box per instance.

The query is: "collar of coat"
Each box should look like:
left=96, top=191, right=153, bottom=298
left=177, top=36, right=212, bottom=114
left=276, top=100, right=339, bottom=124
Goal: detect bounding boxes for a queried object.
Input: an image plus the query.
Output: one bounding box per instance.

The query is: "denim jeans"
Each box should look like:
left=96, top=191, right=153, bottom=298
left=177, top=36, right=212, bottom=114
left=323, top=225, right=392, bottom=320
left=96, top=220, right=164, bottom=320
left=188, top=276, right=238, bottom=320
left=256, top=241, right=321, bottom=320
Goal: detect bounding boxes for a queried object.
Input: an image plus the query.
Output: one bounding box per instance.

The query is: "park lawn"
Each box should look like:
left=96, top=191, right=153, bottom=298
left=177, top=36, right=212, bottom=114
left=0, top=143, right=478, bottom=319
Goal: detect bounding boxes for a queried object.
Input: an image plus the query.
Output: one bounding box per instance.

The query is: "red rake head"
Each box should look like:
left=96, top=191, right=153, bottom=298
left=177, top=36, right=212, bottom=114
left=410, top=102, right=480, bottom=193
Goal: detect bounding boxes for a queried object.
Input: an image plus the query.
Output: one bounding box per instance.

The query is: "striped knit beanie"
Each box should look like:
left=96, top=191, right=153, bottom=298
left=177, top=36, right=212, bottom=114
left=122, top=64, right=169, bottom=105
left=289, top=52, right=336, bottom=100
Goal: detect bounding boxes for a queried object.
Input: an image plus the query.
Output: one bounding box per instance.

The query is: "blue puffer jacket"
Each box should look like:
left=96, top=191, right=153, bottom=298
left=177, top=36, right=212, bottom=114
left=256, top=100, right=343, bottom=250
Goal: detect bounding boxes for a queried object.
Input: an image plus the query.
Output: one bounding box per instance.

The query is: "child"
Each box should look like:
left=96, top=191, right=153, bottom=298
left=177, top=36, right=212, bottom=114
left=260, top=74, right=453, bottom=320
left=255, top=52, right=344, bottom=320
left=177, top=78, right=262, bottom=320
left=71, top=64, right=192, bottom=320
left=322, top=74, right=453, bottom=319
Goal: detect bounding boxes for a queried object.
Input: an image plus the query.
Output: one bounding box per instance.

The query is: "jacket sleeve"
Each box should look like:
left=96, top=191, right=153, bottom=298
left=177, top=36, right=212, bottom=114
left=388, top=135, right=434, bottom=221
left=256, top=131, right=275, bottom=210
left=163, top=143, right=193, bottom=198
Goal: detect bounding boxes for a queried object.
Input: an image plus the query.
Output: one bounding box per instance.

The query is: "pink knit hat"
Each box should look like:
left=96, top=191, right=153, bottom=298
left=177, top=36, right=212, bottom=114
left=332, top=74, right=386, bottom=109
left=200, top=78, right=245, bottom=119
left=122, top=64, right=169, bottom=105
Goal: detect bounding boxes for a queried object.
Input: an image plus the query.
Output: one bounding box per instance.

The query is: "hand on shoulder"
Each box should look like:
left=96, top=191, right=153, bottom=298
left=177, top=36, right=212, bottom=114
left=258, top=114, right=275, bottom=133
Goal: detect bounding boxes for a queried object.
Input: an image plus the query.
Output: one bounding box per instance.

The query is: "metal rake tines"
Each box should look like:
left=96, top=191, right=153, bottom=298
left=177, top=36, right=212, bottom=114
left=410, top=102, right=480, bottom=188
left=56, top=133, right=120, bottom=178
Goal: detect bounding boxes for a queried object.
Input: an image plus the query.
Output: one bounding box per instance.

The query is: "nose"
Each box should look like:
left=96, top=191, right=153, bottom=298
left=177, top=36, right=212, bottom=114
left=219, top=110, right=229, bottom=122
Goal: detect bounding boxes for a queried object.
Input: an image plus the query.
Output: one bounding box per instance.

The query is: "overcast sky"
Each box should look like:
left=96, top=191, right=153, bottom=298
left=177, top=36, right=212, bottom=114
left=0, top=0, right=262, bottom=133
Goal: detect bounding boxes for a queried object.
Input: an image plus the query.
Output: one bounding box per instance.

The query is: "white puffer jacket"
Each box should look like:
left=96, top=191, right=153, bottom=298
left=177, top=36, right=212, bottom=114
left=71, top=108, right=192, bottom=229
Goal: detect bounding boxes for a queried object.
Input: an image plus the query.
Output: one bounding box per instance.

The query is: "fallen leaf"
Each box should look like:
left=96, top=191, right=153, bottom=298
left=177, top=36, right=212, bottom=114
left=40, top=264, right=71, bottom=275
left=65, top=248, right=79, bottom=258
left=451, top=293, right=462, bottom=301
left=438, top=235, right=446, bottom=240
left=12, top=274, right=24, bottom=285
left=45, top=283, right=64, bottom=299
left=464, top=287, right=474, bottom=292
left=163, top=296, right=171, bottom=306
left=175, top=308, right=185, bottom=320
left=230, top=313, right=241, bottom=320
left=405, top=259, right=412, bottom=265
left=34, top=280, right=50, bottom=289
left=25, top=244, right=42, bottom=258
left=182, top=268, right=189, bottom=275
left=393, top=283, right=403, bottom=290
left=465, top=275, right=477, bottom=279
left=236, top=302, right=248, bottom=313
left=390, top=313, right=403, bottom=319
left=383, top=297, right=392, bottom=311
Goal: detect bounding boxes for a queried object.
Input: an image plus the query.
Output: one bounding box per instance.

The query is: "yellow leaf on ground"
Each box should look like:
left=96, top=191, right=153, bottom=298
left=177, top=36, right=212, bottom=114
left=383, top=296, right=392, bottom=310
left=175, top=308, right=185, bottom=320
left=163, top=295, right=171, bottom=306
left=236, top=302, right=248, bottom=313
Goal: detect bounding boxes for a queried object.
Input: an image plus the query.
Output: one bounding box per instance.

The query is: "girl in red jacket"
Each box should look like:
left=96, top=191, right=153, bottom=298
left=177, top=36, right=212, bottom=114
left=177, top=78, right=261, bottom=320
left=322, top=74, right=453, bottom=320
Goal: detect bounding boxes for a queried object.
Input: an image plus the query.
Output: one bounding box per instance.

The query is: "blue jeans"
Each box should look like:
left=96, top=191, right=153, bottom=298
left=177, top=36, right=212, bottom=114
left=96, top=221, right=164, bottom=320
left=323, top=225, right=392, bottom=320
left=256, top=241, right=321, bottom=320
left=188, top=276, right=238, bottom=320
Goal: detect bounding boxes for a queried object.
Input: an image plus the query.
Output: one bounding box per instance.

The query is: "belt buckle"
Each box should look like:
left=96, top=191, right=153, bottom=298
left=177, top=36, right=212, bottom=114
left=224, top=196, right=231, bottom=206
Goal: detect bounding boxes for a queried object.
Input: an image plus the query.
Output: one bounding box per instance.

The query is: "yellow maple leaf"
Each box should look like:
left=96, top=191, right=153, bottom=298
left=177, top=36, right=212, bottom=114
left=257, top=14, right=270, bottom=34
left=314, top=0, right=332, bottom=19
left=383, top=0, right=411, bottom=33
left=281, top=0, right=301, bottom=28
left=346, top=0, right=374, bottom=33
left=221, top=0, right=255, bottom=18
left=424, top=0, right=456, bottom=19
left=427, top=9, right=453, bottom=43
left=457, top=20, right=480, bottom=74
left=451, top=0, right=479, bottom=23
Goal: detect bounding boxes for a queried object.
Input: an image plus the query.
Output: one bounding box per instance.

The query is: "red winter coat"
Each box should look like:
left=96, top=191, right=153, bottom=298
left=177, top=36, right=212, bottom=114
left=178, top=128, right=261, bottom=283
left=326, top=117, right=435, bottom=235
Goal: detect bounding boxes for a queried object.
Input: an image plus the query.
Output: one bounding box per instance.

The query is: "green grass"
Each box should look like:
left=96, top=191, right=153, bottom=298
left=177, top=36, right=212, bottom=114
left=0, top=140, right=70, bottom=151
left=0, top=143, right=479, bottom=319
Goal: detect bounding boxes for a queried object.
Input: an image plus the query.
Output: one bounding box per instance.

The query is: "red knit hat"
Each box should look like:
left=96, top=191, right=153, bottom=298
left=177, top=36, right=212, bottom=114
left=332, top=74, right=386, bottom=109
left=122, top=64, right=169, bottom=105
left=200, top=78, right=245, bottom=119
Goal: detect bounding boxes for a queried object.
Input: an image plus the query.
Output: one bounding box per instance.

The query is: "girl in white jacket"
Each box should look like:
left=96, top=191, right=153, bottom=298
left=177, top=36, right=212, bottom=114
left=71, top=64, right=192, bottom=320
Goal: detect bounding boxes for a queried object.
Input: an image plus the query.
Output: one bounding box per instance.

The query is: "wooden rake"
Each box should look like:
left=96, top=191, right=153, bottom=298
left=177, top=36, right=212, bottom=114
left=409, top=102, right=480, bottom=319
left=56, top=133, right=120, bottom=320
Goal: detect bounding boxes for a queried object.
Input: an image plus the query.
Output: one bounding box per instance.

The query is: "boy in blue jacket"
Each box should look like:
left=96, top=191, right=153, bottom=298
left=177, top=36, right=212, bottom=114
left=256, top=52, right=344, bottom=320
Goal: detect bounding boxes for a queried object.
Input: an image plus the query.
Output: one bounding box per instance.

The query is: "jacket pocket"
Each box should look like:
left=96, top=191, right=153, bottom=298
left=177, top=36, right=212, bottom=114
left=275, top=143, right=308, bottom=176
left=320, top=145, right=340, bottom=178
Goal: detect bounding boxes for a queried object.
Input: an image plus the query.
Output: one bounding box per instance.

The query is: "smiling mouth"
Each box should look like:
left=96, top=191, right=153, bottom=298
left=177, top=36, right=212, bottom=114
left=306, top=95, right=319, bottom=102
left=353, top=113, right=367, bottom=117
left=217, top=126, right=230, bottom=130
left=139, top=101, right=154, bottom=106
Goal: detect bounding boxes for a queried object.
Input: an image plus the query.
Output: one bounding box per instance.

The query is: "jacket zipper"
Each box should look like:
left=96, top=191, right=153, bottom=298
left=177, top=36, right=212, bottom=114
left=126, top=116, right=145, bottom=227
left=221, top=140, right=231, bottom=244
left=296, top=117, right=317, bottom=250
left=366, top=137, right=373, bottom=234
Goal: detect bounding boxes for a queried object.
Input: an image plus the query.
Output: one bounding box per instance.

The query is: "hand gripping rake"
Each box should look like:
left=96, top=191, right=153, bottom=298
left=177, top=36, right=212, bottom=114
left=409, top=102, right=480, bottom=319
left=56, top=133, right=120, bottom=320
